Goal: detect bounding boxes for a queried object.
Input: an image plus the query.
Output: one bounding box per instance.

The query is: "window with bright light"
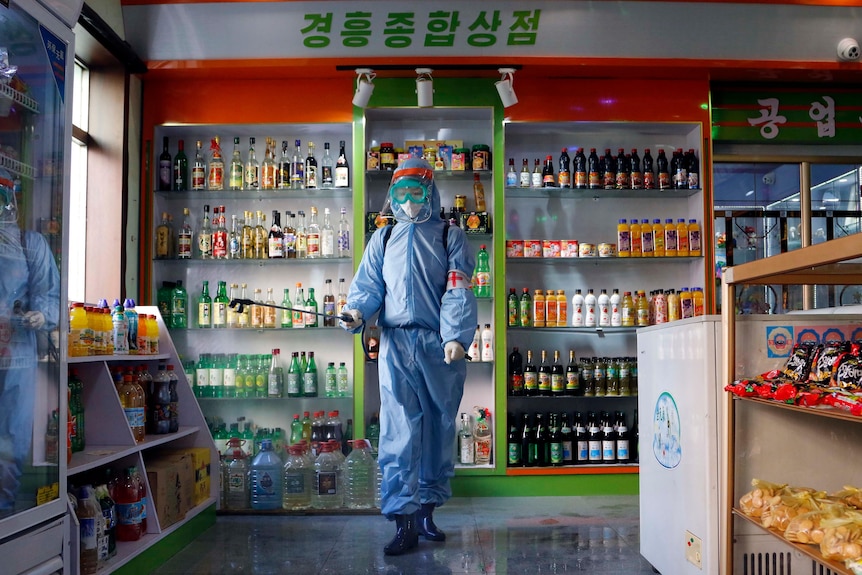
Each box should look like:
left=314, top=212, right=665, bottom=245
left=68, top=60, right=89, bottom=302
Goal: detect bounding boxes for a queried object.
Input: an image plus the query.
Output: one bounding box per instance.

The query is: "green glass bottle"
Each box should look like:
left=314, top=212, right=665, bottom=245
left=302, top=351, right=318, bottom=397
left=244, top=354, right=257, bottom=399
left=223, top=353, right=237, bottom=398
left=197, top=280, right=212, bottom=328
left=280, top=288, right=293, bottom=328
left=255, top=354, right=268, bottom=398
left=171, top=280, right=188, bottom=329
left=213, top=280, right=229, bottom=328
left=287, top=352, right=301, bottom=398
left=306, top=288, right=318, bottom=328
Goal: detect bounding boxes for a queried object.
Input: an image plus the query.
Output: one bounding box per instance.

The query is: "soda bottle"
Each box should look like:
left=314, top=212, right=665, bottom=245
left=602, top=148, right=615, bottom=189
left=519, top=287, right=532, bottom=327
left=629, top=149, right=642, bottom=189
left=642, top=149, right=655, bottom=189
left=558, top=148, right=571, bottom=188
left=344, top=439, right=376, bottom=509
left=166, top=363, right=180, bottom=431
left=250, top=439, right=283, bottom=510
left=324, top=362, right=338, bottom=398
left=507, top=288, right=518, bottom=327
left=114, top=468, right=142, bottom=541
left=615, top=148, right=630, bottom=189
left=282, top=444, right=313, bottom=510
left=150, top=364, right=171, bottom=434
left=541, top=155, right=555, bottom=187
left=119, top=374, right=145, bottom=442
left=474, top=244, right=491, bottom=298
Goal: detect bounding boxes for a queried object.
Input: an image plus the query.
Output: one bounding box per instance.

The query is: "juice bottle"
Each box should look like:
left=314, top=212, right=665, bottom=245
left=652, top=219, right=665, bottom=257
left=597, top=289, right=610, bottom=327
left=572, top=289, right=584, bottom=327
left=679, top=287, right=694, bottom=319
left=640, top=219, right=654, bottom=257
left=676, top=218, right=690, bottom=256
left=636, top=290, right=649, bottom=326
left=621, top=291, right=635, bottom=327
left=663, top=218, right=677, bottom=257
left=519, top=288, right=532, bottom=327
left=693, top=286, right=705, bottom=316
left=667, top=289, right=680, bottom=321
left=69, top=303, right=87, bottom=357
left=629, top=219, right=642, bottom=258
left=114, top=468, right=142, bottom=541
left=149, top=314, right=160, bottom=355
left=610, top=288, right=621, bottom=327
left=584, top=289, right=597, bottom=327
left=688, top=219, right=702, bottom=256
left=88, top=306, right=101, bottom=356
left=545, top=290, right=558, bottom=327
left=533, top=290, right=546, bottom=328
left=616, top=219, right=631, bottom=257
left=136, top=312, right=148, bottom=356
left=556, top=290, right=568, bottom=327
left=103, top=309, right=114, bottom=356
left=507, top=288, right=518, bottom=327
left=654, top=291, right=668, bottom=324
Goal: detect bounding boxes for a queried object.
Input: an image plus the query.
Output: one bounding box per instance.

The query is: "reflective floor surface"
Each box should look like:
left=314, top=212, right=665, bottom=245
left=152, top=496, right=659, bottom=574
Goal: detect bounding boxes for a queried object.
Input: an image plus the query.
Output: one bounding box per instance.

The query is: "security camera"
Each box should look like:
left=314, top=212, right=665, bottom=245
left=762, top=173, right=775, bottom=186
left=837, top=38, right=860, bottom=62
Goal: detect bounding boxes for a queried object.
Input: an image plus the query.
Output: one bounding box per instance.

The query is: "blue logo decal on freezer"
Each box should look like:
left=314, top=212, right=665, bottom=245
left=652, top=392, right=681, bottom=469
left=39, top=25, right=66, bottom=103
left=766, top=326, right=793, bottom=358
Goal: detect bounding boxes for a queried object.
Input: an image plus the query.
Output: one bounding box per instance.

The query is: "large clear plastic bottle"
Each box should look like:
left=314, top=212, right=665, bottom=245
left=343, top=439, right=376, bottom=509
left=76, top=485, right=102, bottom=574
left=312, top=442, right=343, bottom=509
left=250, top=438, right=283, bottom=510
left=222, top=437, right=249, bottom=510
left=282, top=444, right=313, bottom=510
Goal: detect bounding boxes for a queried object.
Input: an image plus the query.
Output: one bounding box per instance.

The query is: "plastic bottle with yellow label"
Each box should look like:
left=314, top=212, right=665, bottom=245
left=688, top=219, right=702, bottom=257
left=652, top=219, right=665, bottom=257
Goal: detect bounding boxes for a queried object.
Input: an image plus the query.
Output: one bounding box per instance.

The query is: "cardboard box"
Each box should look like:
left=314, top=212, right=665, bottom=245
left=185, top=447, right=212, bottom=506
left=460, top=211, right=491, bottom=234
left=146, top=452, right=193, bottom=529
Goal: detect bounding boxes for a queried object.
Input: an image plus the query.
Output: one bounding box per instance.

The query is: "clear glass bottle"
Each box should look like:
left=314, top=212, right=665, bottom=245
left=178, top=207, right=193, bottom=259
left=283, top=211, right=297, bottom=259
left=254, top=210, right=267, bottom=260
left=320, top=142, right=334, bottom=188
left=268, top=348, right=283, bottom=398
left=304, top=141, right=318, bottom=189
left=191, top=139, right=206, bottom=190
left=321, top=207, right=335, bottom=258
left=228, top=214, right=241, bottom=259
left=263, top=288, right=277, bottom=329
left=228, top=136, right=243, bottom=190
left=458, top=413, right=475, bottom=465
left=323, top=279, right=336, bottom=327
left=244, top=137, right=260, bottom=191
left=292, top=283, right=305, bottom=328
left=306, top=206, right=321, bottom=259
left=295, top=210, right=307, bottom=258
left=241, top=210, right=255, bottom=259
left=337, top=207, right=350, bottom=258
left=197, top=204, right=212, bottom=259
left=290, top=139, right=304, bottom=190
left=260, top=137, right=277, bottom=190
left=336, top=278, right=348, bottom=319
left=207, top=136, right=224, bottom=190
left=277, top=140, right=290, bottom=190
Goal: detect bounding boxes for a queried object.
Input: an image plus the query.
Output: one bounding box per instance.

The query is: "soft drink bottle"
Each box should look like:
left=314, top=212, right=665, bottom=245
left=474, top=244, right=491, bottom=298
left=114, top=468, right=142, bottom=541
left=250, top=438, right=283, bottom=510
left=132, top=466, right=148, bottom=533
left=343, top=439, right=376, bottom=509
left=76, top=485, right=101, bottom=574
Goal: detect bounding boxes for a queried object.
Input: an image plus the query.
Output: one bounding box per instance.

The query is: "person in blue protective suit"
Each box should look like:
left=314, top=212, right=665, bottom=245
left=0, top=169, right=60, bottom=517
left=340, top=157, right=477, bottom=555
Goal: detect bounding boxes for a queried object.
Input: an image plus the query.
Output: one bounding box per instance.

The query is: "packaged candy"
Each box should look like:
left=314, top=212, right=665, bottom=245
left=809, top=342, right=850, bottom=384
left=782, top=343, right=817, bottom=382
left=831, top=344, right=862, bottom=391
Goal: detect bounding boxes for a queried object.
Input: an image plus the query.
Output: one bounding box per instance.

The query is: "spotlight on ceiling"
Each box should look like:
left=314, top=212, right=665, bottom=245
left=352, top=68, right=376, bottom=108
left=415, top=68, right=434, bottom=108
left=495, top=67, right=519, bottom=108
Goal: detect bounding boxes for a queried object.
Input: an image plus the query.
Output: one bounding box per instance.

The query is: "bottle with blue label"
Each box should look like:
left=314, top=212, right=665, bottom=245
left=250, top=438, right=283, bottom=510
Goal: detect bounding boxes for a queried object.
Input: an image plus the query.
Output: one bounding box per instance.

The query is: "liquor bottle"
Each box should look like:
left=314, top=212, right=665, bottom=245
left=472, top=173, right=487, bottom=212
left=191, top=140, right=206, bottom=191
left=575, top=412, right=589, bottom=464
left=601, top=417, right=617, bottom=464
left=537, top=349, right=551, bottom=396
left=177, top=207, right=193, bottom=259
left=305, top=288, right=319, bottom=328
left=458, top=413, right=474, bottom=465
left=615, top=412, right=630, bottom=463
left=173, top=139, right=189, bottom=191
left=197, top=204, right=212, bottom=259
left=587, top=415, right=602, bottom=463
left=290, top=139, right=304, bottom=190
left=508, top=346, right=524, bottom=396
left=260, top=138, right=277, bottom=190
left=227, top=283, right=239, bottom=328
left=320, top=142, right=334, bottom=188
left=268, top=349, right=283, bottom=398
left=207, top=136, right=224, bottom=190
left=244, top=137, right=260, bottom=191
left=228, top=214, right=241, bottom=259
left=197, top=280, right=212, bottom=328
left=336, top=207, right=350, bottom=258
left=548, top=413, right=563, bottom=466
left=642, top=148, right=655, bottom=189
left=573, top=147, right=587, bottom=189
left=228, top=136, right=243, bottom=190
left=588, top=148, right=600, bottom=189
left=279, top=288, right=293, bottom=329
left=306, top=206, right=321, bottom=258
left=238, top=284, right=250, bottom=328
left=336, top=278, right=348, bottom=319
left=551, top=350, right=565, bottom=396
left=506, top=158, right=517, bottom=187
left=524, top=349, right=538, bottom=396
left=277, top=140, right=290, bottom=190
left=533, top=413, right=548, bottom=466
left=213, top=206, right=228, bottom=259
left=241, top=211, right=254, bottom=259
left=656, top=148, right=670, bottom=190
left=474, top=244, right=491, bottom=298
left=295, top=210, right=308, bottom=258
left=302, top=351, right=318, bottom=397
left=251, top=288, right=264, bottom=329
left=560, top=412, right=573, bottom=464
left=564, top=349, right=579, bottom=395
left=541, top=155, right=555, bottom=187
left=292, top=283, right=305, bottom=328
left=602, top=148, right=615, bottom=190
left=304, top=141, right=318, bottom=189
left=286, top=352, right=301, bottom=398
left=520, top=413, right=533, bottom=467
left=530, top=158, right=542, bottom=188
left=263, top=288, right=277, bottom=329
left=283, top=211, right=297, bottom=259
left=507, top=416, right=522, bottom=467
left=154, top=211, right=174, bottom=259
left=558, top=148, right=571, bottom=188
left=267, top=209, right=284, bottom=259
left=629, top=148, right=642, bottom=190
left=213, top=281, right=229, bottom=328
left=254, top=210, right=267, bottom=260
left=519, top=287, right=532, bottom=327
left=519, top=158, right=530, bottom=188
left=321, top=208, right=335, bottom=258
left=158, top=136, right=172, bottom=191
left=334, top=140, right=350, bottom=188
left=323, top=279, right=336, bottom=327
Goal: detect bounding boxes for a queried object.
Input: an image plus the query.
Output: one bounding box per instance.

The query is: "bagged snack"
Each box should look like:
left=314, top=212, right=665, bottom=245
left=822, top=390, right=862, bottom=416
left=739, top=479, right=787, bottom=518
left=784, top=505, right=845, bottom=544
left=831, top=344, right=862, bottom=391
left=783, top=343, right=817, bottom=382
left=820, top=513, right=862, bottom=561
left=847, top=557, right=862, bottom=574
left=761, top=490, right=823, bottom=532
left=833, top=486, right=862, bottom=510
left=809, top=342, right=850, bottom=384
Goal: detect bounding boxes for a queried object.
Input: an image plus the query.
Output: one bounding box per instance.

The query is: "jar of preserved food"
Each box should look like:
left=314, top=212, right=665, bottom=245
left=379, top=143, right=396, bottom=171
left=471, top=144, right=491, bottom=171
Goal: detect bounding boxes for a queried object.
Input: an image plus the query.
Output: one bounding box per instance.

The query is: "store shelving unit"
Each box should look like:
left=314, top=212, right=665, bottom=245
left=722, top=233, right=862, bottom=575
left=66, top=307, right=218, bottom=575
left=503, top=121, right=708, bottom=476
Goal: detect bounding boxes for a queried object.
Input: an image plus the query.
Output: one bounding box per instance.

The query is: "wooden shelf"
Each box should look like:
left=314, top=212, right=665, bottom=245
left=506, top=464, right=639, bottom=476
left=734, top=396, right=862, bottom=424
left=732, top=508, right=852, bottom=575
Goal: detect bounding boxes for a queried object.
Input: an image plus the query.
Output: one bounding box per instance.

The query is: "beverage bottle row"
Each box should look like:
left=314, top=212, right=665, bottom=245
left=506, top=147, right=699, bottom=191
left=506, top=410, right=638, bottom=467
left=615, top=218, right=701, bottom=258
left=158, top=277, right=348, bottom=330
left=456, top=407, right=493, bottom=465
left=158, top=136, right=350, bottom=192
left=69, top=299, right=157, bottom=357
left=508, top=348, right=637, bottom=397
left=190, top=348, right=348, bottom=399
left=468, top=324, right=495, bottom=362
left=508, top=286, right=706, bottom=328
left=155, top=202, right=351, bottom=261
left=103, top=363, right=180, bottom=441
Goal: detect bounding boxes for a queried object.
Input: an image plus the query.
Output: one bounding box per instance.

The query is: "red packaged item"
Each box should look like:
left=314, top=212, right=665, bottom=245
left=725, top=380, right=759, bottom=398
left=796, top=389, right=826, bottom=407
left=822, top=391, right=862, bottom=416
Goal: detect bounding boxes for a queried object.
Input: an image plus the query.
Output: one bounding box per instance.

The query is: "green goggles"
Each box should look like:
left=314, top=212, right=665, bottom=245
left=389, top=178, right=430, bottom=205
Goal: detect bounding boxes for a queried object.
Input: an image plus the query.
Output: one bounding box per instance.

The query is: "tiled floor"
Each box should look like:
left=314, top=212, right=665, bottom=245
left=152, top=496, right=659, bottom=574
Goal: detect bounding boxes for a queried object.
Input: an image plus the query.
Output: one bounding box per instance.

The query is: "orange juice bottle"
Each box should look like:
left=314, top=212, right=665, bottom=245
left=137, top=312, right=149, bottom=355
left=546, top=290, right=558, bottom=327
left=533, top=290, right=546, bottom=328
left=676, top=218, right=689, bottom=256
left=88, top=306, right=102, bottom=355
left=652, top=219, right=665, bottom=257
left=556, top=290, right=568, bottom=326
left=640, top=219, right=654, bottom=257
left=616, top=219, right=631, bottom=257
left=148, top=314, right=160, bottom=354
left=663, top=218, right=677, bottom=257
left=693, top=287, right=705, bottom=316
left=636, top=290, right=649, bottom=326
left=688, top=219, right=702, bottom=257
left=630, top=219, right=642, bottom=257
left=667, top=289, right=681, bottom=321
left=679, top=287, right=694, bottom=319
left=69, top=303, right=87, bottom=357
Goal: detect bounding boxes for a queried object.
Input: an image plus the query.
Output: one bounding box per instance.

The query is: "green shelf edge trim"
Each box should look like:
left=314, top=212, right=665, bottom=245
left=451, top=474, right=639, bottom=497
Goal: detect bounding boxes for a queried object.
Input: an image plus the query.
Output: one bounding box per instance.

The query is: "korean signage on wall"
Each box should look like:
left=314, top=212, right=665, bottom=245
left=712, top=88, right=862, bottom=144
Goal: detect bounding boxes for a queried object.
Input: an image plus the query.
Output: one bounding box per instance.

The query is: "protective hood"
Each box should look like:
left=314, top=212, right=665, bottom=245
left=388, top=157, right=441, bottom=224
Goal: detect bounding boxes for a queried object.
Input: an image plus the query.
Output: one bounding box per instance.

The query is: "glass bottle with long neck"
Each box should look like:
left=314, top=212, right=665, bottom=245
left=260, top=137, right=277, bottom=190
left=226, top=283, right=239, bottom=328
left=334, top=140, right=349, bottom=188
left=198, top=280, right=212, bottom=328
left=280, top=288, right=293, bottom=328
left=277, top=141, right=290, bottom=190
left=178, top=207, right=193, bottom=259
left=241, top=210, right=255, bottom=259
left=290, top=139, right=304, bottom=190
left=251, top=288, right=264, bottom=329
left=213, top=280, right=229, bottom=328
left=197, top=204, right=212, bottom=259
left=322, top=279, right=336, bottom=327
left=337, top=206, right=350, bottom=258
left=295, top=210, right=308, bottom=259
left=158, top=136, right=172, bottom=191
left=304, top=142, right=318, bottom=189
left=238, top=284, right=250, bottom=328
left=213, top=206, right=228, bottom=259
left=263, top=288, right=277, bottom=329
left=320, top=142, right=334, bottom=189
left=228, top=214, right=241, bottom=259
left=306, top=206, right=321, bottom=259
left=207, top=136, right=224, bottom=190
left=154, top=211, right=174, bottom=260
left=254, top=210, right=267, bottom=260
left=244, top=137, right=260, bottom=191
left=228, top=136, right=243, bottom=190
left=321, top=207, right=334, bottom=258
left=305, top=288, right=318, bottom=328
left=268, top=210, right=284, bottom=259
left=336, top=278, right=348, bottom=319
left=292, top=283, right=305, bottom=328
left=173, top=139, right=188, bottom=191
left=283, top=211, right=296, bottom=259
left=191, top=140, right=206, bottom=190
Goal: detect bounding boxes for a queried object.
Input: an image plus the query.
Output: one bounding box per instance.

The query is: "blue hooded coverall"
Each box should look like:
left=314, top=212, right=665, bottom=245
left=344, top=157, right=477, bottom=519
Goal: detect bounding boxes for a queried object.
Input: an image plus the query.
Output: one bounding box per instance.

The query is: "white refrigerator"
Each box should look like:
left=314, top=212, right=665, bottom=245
left=638, top=316, right=723, bottom=575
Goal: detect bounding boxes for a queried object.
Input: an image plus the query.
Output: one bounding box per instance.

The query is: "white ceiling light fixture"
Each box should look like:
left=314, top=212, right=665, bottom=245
left=352, top=68, right=376, bottom=108
left=415, top=68, right=434, bottom=108
left=495, top=67, right=519, bottom=108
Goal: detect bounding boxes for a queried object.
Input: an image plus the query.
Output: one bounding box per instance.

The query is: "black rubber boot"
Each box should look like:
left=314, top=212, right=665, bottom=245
left=383, top=513, right=419, bottom=556
left=417, top=503, right=446, bottom=542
